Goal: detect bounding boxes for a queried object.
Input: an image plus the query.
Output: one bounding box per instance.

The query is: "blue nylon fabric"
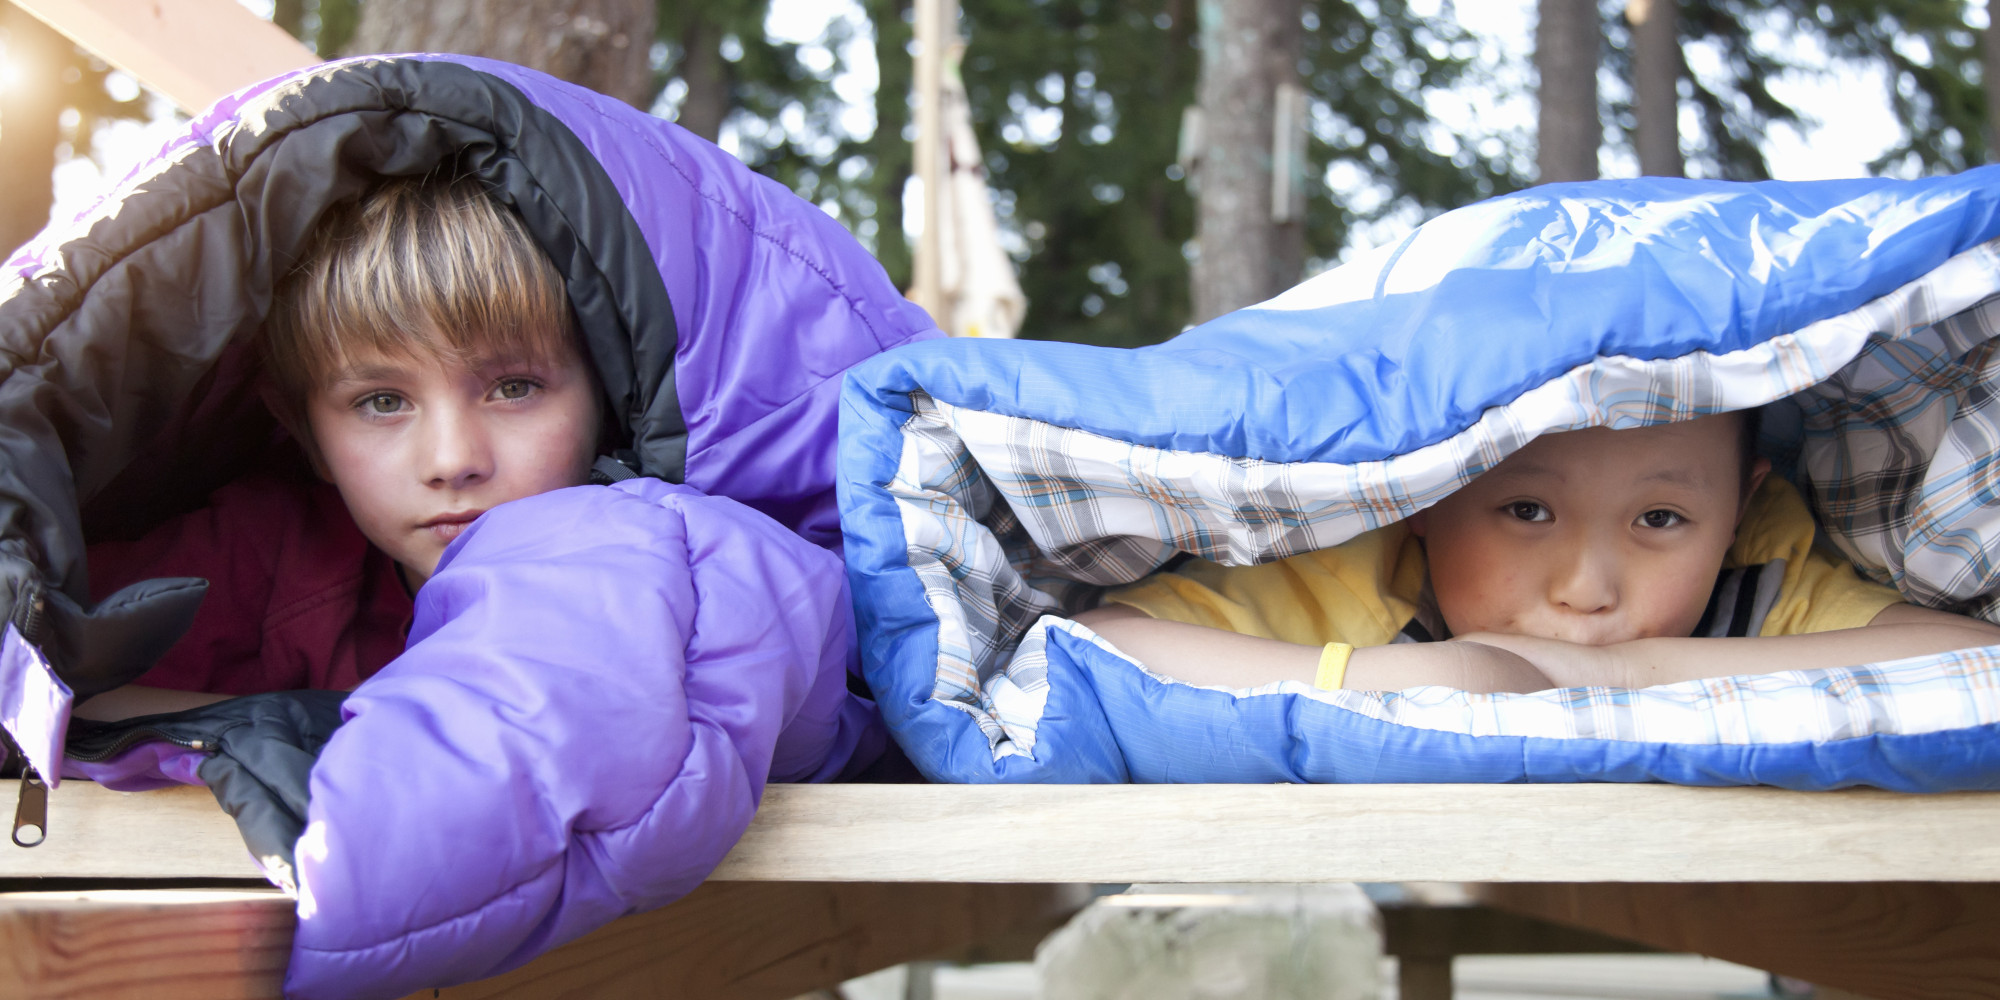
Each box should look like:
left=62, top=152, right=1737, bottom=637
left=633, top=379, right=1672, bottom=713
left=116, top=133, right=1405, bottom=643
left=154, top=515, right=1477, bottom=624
left=839, top=172, right=2000, bottom=792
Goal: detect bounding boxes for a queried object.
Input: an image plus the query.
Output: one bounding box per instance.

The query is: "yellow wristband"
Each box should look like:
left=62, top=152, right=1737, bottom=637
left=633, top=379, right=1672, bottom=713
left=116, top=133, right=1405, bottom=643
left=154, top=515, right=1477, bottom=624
left=1314, top=642, right=1354, bottom=691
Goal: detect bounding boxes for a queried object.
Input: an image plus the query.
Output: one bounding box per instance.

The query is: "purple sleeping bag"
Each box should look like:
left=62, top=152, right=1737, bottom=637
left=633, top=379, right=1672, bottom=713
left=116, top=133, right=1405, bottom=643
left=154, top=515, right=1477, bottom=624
left=0, top=55, right=938, bottom=996
left=292, top=479, right=873, bottom=994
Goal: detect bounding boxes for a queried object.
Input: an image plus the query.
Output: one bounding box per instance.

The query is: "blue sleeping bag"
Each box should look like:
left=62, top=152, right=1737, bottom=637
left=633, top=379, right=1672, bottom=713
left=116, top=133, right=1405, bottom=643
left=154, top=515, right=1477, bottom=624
left=838, top=171, right=2000, bottom=792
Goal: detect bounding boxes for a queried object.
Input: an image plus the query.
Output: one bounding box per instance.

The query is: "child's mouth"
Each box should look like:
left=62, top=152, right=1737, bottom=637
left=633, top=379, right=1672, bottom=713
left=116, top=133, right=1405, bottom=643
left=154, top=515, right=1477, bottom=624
left=419, top=511, right=486, bottom=543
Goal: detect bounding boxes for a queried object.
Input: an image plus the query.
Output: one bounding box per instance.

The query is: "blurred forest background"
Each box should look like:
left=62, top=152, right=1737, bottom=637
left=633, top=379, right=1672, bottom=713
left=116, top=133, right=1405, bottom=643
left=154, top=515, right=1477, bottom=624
left=3, top=0, right=1998, bottom=346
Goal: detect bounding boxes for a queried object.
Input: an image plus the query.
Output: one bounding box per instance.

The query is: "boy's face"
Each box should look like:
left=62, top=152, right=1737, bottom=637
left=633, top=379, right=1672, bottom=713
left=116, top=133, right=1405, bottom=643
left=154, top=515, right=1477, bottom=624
left=304, top=339, right=600, bottom=590
left=1409, top=415, right=1766, bottom=646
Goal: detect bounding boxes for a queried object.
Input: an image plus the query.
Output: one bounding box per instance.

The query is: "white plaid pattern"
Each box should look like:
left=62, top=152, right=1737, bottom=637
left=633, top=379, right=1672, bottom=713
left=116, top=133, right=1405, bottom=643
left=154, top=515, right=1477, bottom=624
left=883, top=239, right=2000, bottom=757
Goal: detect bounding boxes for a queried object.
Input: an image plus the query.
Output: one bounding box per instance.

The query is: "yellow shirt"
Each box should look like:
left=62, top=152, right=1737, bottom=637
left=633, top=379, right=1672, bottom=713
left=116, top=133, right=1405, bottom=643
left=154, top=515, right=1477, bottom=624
left=1104, top=477, right=1904, bottom=645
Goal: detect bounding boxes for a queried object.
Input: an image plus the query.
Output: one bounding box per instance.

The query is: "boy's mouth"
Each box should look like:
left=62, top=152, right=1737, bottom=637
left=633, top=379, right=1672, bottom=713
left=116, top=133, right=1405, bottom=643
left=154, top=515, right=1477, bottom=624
left=418, top=510, right=486, bottom=543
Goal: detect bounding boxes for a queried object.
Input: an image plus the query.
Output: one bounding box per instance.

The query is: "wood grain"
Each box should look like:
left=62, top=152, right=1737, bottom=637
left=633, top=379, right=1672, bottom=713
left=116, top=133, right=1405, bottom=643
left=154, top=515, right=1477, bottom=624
left=0, top=889, right=292, bottom=999
left=14, top=0, right=316, bottom=113
left=413, top=882, right=1086, bottom=1000
left=1480, top=882, right=2000, bottom=1000
left=717, top=783, right=2000, bottom=883
left=12, top=781, right=2000, bottom=883
left=0, top=881, right=1081, bottom=1000
left=0, top=784, right=260, bottom=880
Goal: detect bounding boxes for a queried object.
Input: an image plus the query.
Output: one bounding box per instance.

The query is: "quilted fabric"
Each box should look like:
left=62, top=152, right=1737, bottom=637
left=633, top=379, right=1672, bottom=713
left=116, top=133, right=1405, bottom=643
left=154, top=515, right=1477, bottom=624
left=839, top=171, right=2000, bottom=791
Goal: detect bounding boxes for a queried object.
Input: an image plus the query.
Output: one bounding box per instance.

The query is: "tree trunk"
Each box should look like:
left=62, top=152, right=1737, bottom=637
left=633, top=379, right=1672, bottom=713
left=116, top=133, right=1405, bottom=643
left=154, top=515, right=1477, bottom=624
left=350, top=0, right=657, bottom=109
left=0, top=3, right=64, bottom=257
left=673, top=12, right=730, bottom=143
left=1627, top=0, right=1682, bottom=177
left=1189, top=0, right=1304, bottom=324
left=1535, top=0, right=1600, bottom=183
left=1985, top=12, right=2000, bottom=163
left=866, top=0, right=913, bottom=290
left=271, top=0, right=307, bottom=44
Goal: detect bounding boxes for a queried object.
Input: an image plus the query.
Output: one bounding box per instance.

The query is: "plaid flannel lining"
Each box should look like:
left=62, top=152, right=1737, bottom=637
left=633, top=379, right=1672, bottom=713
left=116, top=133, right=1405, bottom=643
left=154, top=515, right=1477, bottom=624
left=885, top=239, right=2000, bottom=756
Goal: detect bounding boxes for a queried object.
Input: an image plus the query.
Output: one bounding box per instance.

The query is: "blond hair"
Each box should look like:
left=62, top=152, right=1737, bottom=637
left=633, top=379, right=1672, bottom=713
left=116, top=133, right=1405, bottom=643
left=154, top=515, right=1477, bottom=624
left=264, top=175, right=580, bottom=427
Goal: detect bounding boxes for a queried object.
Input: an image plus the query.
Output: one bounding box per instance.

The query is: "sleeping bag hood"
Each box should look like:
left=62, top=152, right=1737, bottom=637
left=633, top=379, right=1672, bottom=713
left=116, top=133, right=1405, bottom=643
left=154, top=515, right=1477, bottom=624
left=0, top=54, right=937, bottom=997
left=0, top=52, right=936, bottom=752
left=841, top=170, right=2000, bottom=793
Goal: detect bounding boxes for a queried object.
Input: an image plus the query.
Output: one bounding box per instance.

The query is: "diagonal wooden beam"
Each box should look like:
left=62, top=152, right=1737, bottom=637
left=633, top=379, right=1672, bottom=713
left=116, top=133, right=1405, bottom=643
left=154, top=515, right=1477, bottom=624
left=13, top=0, right=316, bottom=114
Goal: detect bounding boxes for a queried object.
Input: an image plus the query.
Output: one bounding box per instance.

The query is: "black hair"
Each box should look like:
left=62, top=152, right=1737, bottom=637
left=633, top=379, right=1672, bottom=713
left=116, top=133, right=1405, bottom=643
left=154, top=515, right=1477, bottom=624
left=1736, top=406, right=1763, bottom=493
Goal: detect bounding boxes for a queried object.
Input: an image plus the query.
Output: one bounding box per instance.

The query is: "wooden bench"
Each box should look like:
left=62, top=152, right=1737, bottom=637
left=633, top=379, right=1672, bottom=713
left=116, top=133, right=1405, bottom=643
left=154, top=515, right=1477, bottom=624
left=4, top=781, right=1998, bottom=998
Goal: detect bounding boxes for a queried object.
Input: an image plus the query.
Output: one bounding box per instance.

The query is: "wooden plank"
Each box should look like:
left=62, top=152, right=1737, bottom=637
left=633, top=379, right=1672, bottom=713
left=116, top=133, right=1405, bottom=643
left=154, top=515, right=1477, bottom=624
left=14, top=0, right=316, bottom=114
left=0, top=881, right=1082, bottom=1000
left=0, top=784, right=260, bottom=880
left=715, top=784, right=2000, bottom=883
left=1480, top=882, right=2000, bottom=1000
left=413, top=882, right=1086, bottom=1000
left=12, top=781, right=2000, bottom=883
left=0, top=889, right=291, bottom=999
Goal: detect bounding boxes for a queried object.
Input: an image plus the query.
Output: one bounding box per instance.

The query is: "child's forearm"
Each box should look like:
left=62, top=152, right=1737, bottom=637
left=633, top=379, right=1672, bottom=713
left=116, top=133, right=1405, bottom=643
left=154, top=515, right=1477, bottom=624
left=1073, top=608, right=1555, bottom=693
left=1612, top=622, right=2000, bottom=688
left=1473, top=603, right=2000, bottom=690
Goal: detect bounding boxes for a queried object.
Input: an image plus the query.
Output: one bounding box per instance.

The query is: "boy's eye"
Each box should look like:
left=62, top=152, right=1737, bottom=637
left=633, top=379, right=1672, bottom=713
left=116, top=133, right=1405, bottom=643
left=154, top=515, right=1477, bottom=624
left=494, top=379, right=537, bottom=401
left=363, top=393, right=403, bottom=414
left=1507, top=501, right=1551, bottom=522
left=1640, top=509, right=1685, bottom=529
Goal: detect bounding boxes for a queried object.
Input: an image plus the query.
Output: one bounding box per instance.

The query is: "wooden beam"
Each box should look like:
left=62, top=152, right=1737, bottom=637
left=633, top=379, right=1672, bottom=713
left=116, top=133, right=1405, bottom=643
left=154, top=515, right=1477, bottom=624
left=1378, top=904, right=1656, bottom=959
left=1480, top=882, right=2000, bottom=1000
left=13, top=0, right=316, bottom=114
left=0, top=784, right=255, bottom=880
left=716, top=783, right=2000, bottom=883
left=0, top=889, right=291, bottom=998
left=0, top=882, right=1083, bottom=1000
left=416, top=882, right=1084, bottom=1000
left=11, top=781, right=2000, bottom=884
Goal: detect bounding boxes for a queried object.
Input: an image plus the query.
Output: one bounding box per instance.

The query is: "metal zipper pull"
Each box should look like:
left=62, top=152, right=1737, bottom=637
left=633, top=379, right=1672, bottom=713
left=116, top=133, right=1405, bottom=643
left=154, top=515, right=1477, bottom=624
left=13, top=766, right=46, bottom=848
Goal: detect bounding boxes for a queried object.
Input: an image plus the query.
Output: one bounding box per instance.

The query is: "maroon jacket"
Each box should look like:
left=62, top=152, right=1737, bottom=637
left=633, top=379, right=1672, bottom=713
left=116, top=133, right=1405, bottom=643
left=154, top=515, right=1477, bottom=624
left=87, top=474, right=413, bottom=693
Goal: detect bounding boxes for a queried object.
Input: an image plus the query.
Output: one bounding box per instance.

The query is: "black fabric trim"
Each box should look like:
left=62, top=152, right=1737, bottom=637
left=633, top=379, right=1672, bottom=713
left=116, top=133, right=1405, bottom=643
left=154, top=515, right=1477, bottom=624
left=1693, top=567, right=1728, bottom=636
left=1726, top=563, right=1765, bottom=638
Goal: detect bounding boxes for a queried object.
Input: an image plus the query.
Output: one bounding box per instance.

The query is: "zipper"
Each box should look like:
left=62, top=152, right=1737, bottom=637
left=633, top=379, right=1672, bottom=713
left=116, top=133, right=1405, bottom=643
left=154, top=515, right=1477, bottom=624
left=10, top=581, right=44, bottom=647
left=12, top=767, right=44, bottom=848
left=7, top=582, right=48, bottom=846
left=64, top=726, right=206, bottom=763
left=1, top=729, right=47, bottom=849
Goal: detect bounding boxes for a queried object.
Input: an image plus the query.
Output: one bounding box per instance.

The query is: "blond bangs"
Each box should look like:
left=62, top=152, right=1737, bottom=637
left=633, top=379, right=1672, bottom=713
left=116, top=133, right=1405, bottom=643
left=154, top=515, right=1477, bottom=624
left=265, top=176, right=577, bottom=410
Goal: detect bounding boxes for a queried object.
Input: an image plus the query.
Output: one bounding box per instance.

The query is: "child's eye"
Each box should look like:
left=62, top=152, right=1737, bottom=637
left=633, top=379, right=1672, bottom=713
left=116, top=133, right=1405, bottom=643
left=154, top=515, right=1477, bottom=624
left=1507, top=501, right=1551, bottom=522
left=492, top=378, right=539, bottom=401
left=361, top=393, right=404, bottom=415
left=1640, top=509, right=1685, bottom=529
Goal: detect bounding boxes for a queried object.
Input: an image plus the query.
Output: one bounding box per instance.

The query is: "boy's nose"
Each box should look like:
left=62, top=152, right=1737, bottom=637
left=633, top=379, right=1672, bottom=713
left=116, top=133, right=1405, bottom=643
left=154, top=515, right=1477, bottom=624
left=1549, top=545, right=1619, bottom=615
left=422, top=409, right=494, bottom=489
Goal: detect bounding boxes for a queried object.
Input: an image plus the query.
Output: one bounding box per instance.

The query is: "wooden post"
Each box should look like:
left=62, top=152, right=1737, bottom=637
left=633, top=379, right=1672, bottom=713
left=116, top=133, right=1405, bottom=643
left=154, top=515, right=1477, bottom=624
left=909, top=0, right=954, bottom=326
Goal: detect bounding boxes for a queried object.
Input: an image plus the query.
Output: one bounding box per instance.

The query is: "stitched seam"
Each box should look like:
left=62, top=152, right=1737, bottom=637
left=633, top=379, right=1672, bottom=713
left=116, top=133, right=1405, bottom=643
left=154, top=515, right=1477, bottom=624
left=558, top=89, right=895, bottom=345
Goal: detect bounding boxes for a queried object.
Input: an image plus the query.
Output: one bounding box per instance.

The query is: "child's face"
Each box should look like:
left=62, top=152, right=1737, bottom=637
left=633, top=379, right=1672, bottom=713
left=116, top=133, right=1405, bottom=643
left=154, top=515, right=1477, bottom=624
left=304, top=340, right=601, bottom=590
left=1409, top=416, right=1764, bottom=646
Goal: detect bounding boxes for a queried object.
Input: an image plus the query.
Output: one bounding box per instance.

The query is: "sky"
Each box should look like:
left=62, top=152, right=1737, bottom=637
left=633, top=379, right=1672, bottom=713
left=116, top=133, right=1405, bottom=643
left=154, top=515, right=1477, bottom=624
left=43, top=0, right=1918, bottom=254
